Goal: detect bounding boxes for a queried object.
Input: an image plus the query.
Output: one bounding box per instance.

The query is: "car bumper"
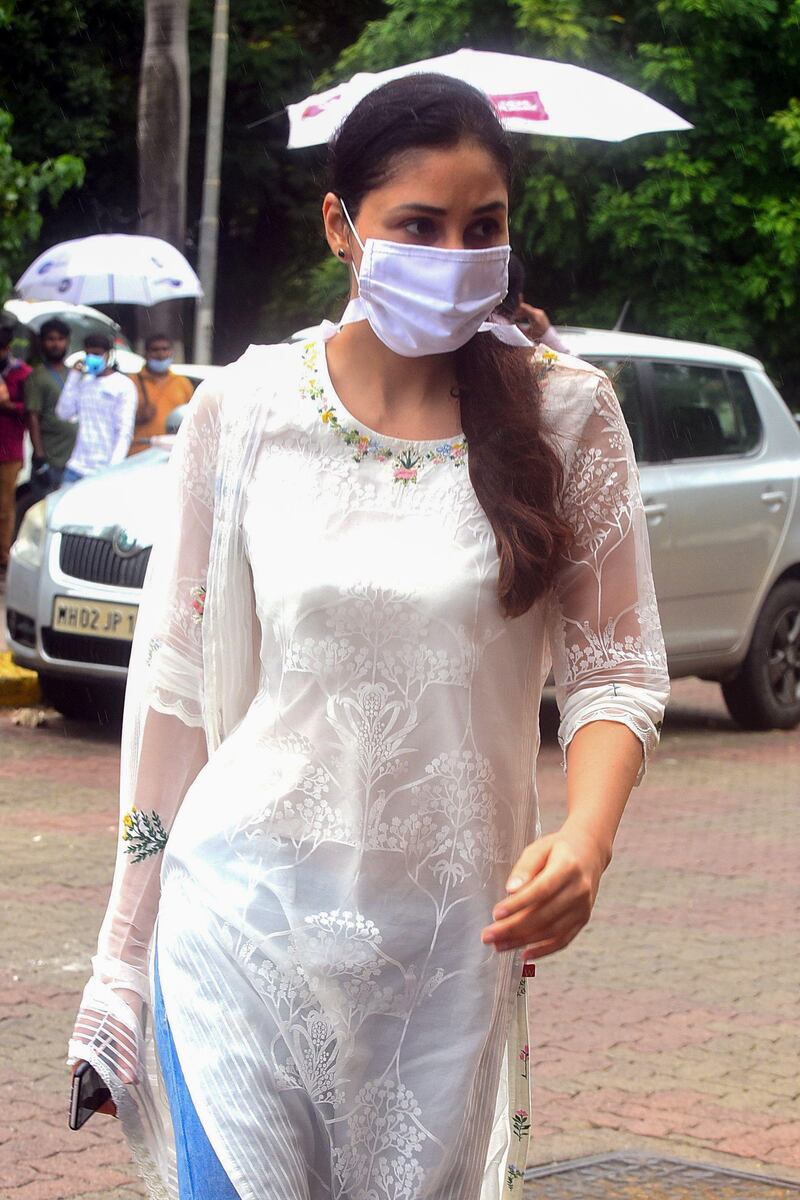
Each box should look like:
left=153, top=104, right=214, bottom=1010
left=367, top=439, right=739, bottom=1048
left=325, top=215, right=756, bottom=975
left=6, top=531, right=137, bottom=687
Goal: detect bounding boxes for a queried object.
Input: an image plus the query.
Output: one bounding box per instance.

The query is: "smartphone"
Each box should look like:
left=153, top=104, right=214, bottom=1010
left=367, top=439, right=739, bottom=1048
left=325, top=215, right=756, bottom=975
left=69, top=1061, right=112, bottom=1130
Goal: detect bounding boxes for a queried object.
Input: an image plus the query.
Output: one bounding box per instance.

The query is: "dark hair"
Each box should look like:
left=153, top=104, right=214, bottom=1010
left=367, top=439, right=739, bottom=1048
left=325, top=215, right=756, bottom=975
left=40, top=318, right=71, bottom=339
left=328, top=75, right=572, bottom=618
left=498, top=252, right=526, bottom=317
left=84, top=332, right=112, bottom=353
left=145, top=331, right=172, bottom=350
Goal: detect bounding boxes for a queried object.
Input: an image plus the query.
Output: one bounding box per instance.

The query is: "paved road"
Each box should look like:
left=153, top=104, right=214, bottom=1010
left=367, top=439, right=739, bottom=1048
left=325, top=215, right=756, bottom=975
left=1, top=676, right=797, bottom=1198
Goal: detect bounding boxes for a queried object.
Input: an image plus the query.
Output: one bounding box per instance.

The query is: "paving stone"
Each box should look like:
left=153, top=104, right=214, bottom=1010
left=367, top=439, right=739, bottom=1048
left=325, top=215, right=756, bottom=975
left=523, top=1153, right=800, bottom=1198
left=2, top=676, right=798, bottom=1197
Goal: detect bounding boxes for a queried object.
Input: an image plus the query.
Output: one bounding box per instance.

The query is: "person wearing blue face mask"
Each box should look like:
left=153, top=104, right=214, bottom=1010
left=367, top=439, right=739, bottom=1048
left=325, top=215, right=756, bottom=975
left=128, top=333, right=194, bottom=455
left=56, top=333, right=138, bottom=482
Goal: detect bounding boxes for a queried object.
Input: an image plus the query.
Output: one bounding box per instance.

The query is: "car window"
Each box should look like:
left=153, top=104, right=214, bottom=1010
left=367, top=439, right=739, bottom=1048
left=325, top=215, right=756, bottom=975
left=585, top=358, right=647, bottom=462
left=652, top=363, right=761, bottom=459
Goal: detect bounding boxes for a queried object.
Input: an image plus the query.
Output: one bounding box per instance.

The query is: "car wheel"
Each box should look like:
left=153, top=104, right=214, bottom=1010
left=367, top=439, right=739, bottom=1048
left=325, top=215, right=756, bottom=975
left=37, top=673, right=123, bottom=725
left=721, top=580, right=800, bottom=730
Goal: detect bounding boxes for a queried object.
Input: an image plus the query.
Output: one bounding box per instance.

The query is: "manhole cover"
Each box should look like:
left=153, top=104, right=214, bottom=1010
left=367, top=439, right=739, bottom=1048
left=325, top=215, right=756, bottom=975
left=523, top=1153, right=800, bottom=1198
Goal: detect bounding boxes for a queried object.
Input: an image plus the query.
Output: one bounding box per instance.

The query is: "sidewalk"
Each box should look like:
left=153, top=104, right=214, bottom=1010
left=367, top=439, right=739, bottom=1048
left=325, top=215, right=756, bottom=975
left=0, top=675, right=797, bottom=1198
left=529, top=679, right=799, bottom=1181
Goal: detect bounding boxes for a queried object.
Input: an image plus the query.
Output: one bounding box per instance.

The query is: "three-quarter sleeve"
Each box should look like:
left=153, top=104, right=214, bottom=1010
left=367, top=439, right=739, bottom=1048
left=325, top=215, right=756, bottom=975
left=69, top=378, right=221, bottom=1087
left=546, top=372, right=670, bottom=784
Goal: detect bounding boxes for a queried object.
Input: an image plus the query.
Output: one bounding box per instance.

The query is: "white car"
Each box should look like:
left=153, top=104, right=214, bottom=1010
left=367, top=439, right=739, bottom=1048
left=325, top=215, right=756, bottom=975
left=6, top=329, right=800, bottom=729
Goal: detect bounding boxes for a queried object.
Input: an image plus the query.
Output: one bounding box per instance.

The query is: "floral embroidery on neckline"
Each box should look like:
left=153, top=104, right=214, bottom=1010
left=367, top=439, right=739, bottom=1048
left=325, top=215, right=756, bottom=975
left=302, top=341, right=468, bottom=486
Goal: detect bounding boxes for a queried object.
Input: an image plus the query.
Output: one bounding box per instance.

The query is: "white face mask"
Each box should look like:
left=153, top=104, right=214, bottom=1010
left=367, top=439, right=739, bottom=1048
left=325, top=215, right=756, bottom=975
left=338, top=199, right=529, bottom=357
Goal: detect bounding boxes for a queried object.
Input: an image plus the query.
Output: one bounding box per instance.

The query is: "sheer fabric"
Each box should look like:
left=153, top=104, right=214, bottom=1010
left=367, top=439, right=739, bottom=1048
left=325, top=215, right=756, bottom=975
left=68, top=339, right=668, bottom=1200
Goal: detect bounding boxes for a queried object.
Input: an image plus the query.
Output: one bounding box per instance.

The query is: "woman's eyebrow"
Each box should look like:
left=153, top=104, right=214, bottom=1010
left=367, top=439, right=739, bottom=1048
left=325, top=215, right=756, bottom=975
left=386, top=200, right=508, bottom=217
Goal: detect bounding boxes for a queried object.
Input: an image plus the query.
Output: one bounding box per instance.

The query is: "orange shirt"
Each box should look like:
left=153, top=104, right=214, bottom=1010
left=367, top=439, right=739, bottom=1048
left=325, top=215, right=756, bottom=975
left=128, top=369, right=195, bottom=454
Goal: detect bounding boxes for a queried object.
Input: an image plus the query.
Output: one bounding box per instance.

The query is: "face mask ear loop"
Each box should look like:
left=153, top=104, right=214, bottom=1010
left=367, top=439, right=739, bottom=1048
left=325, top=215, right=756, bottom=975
left=339, top=197, right=366, bottom=288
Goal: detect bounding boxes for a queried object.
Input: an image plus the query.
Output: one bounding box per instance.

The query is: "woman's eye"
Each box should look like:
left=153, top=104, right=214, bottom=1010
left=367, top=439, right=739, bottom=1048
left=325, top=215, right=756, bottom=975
left=467, top=219, right=501, bottom=240
left=402, top=218, right=436, bottom=238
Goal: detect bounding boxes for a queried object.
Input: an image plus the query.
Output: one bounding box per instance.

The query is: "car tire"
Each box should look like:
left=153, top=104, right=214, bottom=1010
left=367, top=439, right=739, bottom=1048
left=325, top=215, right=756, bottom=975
left=721, top=580, right=800, bottom=730
left=37, top=673, right=124, bottom=726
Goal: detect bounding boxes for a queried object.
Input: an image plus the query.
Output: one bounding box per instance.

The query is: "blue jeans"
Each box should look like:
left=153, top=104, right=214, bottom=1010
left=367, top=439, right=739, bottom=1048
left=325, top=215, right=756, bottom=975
left=153, top=946, right=240, bottom=1200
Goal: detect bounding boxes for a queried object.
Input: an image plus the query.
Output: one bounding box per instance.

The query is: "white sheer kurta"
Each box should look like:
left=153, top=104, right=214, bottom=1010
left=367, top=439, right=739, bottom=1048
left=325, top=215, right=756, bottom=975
left=69, top=337, right=669, bottom=1200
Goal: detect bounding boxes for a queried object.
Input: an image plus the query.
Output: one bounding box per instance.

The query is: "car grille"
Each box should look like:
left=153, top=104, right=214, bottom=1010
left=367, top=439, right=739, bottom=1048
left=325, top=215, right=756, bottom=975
left=59, top=532, right=151, bottom=589
left=41, top=628, right=133, bottom=668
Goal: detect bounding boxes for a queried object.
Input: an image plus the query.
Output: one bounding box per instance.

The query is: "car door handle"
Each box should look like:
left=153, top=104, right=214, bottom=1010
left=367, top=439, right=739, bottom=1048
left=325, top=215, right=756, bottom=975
left=643, top=501, right=667, bottom=519
left=760, top=489, right=787, bottom=507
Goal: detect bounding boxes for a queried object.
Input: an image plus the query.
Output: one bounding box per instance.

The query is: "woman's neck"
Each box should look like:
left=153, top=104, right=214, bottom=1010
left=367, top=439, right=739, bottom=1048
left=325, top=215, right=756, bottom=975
left=324, top=319, right=462, bottom=441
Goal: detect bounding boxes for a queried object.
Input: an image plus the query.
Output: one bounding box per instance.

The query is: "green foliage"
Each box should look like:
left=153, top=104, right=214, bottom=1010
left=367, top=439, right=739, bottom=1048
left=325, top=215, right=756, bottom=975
left=332, top=0, right=475, bottom=77
left=0, top=0, right=140, bottom=235
left=326, top=0, right=800, bottom=399
left=2, top=0, right=800, bottom=401
left=0, top=110, right=84, bottom=297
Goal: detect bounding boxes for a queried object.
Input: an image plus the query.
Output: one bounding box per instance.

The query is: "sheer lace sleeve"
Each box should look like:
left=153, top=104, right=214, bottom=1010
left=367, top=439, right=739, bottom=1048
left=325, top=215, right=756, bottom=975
left=547, top=372, right=670, bottom=784
left=69, top=378, right=221, bottom=1089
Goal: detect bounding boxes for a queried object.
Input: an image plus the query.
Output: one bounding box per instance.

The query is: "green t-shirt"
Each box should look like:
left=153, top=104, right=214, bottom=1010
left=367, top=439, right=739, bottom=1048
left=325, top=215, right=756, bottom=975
left=25, top=364, right=77, bottom=469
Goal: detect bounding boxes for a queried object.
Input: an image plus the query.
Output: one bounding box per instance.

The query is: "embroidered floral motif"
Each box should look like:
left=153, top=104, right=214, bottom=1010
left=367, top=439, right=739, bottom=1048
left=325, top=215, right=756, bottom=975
left=506, top=1163, right=525, bottom=1191
left=512, top=1108, right=531, bottom=1140
left=302, top=341, right=467, bottom=485
left=145, top=636, right=161, bottom=667
left=532, top=346, right=560, bottom=381
left=121, top=805, right=168, bottom=861
left=190, top=584, right=206, bottom=623
left=519, top=1043, right=530, bottom=1079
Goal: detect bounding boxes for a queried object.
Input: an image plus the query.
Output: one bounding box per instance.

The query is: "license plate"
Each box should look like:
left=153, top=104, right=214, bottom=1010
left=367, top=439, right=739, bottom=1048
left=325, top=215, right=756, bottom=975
left=52, top=596, right=138, bottom=642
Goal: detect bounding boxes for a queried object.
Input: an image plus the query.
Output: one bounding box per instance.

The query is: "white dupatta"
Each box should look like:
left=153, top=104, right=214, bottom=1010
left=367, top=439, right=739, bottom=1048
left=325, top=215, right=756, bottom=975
left=68, top=343, right=301, bottom=1198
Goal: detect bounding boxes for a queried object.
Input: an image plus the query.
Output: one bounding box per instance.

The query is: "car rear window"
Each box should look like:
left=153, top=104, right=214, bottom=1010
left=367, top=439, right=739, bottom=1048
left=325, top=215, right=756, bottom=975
left=652, top=363, right=761, bottom=459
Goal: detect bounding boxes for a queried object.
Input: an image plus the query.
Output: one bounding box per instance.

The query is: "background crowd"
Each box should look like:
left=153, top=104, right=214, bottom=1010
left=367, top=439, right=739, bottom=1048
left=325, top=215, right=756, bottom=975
left=0, top=321, right=193, bottom=586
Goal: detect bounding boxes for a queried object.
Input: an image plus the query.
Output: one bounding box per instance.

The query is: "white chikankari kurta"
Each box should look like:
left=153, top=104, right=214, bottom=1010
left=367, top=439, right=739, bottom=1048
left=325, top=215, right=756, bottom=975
left=69, top=336, right=669, bottom=1200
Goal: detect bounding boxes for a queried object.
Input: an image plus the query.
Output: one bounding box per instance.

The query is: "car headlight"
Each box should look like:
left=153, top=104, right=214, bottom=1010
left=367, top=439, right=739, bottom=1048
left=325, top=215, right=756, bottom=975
left=12, top=499, right=47, bottom=568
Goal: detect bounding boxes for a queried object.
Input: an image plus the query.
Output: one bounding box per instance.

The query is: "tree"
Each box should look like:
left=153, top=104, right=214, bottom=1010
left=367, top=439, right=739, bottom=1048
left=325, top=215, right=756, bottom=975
left=0, top=0, right=140, bottom=241
left=138, top=0, right=191, bottom=351
left=0, top=110, right=83, bottom=298
left=320, top=0, right=800, bottom=405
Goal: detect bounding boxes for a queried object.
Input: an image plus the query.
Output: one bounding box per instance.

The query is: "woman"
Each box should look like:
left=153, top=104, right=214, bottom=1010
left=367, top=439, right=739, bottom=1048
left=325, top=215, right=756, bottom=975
left=69, top=74, right=669, bottom=1200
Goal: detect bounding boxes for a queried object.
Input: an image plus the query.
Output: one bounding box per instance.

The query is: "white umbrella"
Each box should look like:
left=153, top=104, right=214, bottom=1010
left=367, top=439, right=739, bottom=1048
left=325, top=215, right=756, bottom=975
left=15, top=234, right=203, bottom=306
left=287, top=47, right=692, bottom=148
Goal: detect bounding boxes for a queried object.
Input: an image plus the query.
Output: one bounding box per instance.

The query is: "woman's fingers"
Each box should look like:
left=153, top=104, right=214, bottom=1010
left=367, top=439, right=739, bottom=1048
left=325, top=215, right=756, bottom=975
left=490, top=904, right=587, bottom=954
left=487, top=880, right=591, bottom=949
left=484, top=845, right=591, bottom=943
left=503, top=836, right=552, bottom=899
left=494, top=837, right=586, bottom=921
left=520, top=922, right=585, bottom=961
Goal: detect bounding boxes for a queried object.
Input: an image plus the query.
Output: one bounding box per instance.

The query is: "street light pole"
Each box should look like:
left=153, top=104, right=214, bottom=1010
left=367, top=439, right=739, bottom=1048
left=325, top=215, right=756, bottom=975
left=193, top=0, right=229, bottom=364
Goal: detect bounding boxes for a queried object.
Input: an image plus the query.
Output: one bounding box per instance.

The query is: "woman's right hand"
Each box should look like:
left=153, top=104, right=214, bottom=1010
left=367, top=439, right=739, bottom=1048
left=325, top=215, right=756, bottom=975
left=69, top=986, right=145, bottom=1120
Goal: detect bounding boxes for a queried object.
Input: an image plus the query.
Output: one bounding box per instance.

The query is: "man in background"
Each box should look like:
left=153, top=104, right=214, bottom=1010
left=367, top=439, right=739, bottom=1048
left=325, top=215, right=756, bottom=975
left=25, top=318, right=76, bottom=492
left=0, top=319, right=31, bottom=587
left=129, top=332, right=193, bottom=454
left=57, top=333, right=137, bottom=482
left=496, top=254, right=572, bottom=354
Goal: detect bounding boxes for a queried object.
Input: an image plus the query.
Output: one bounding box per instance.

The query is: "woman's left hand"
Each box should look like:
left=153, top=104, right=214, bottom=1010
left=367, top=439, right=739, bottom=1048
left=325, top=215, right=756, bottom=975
left=480, top=824, right=611, bottom=960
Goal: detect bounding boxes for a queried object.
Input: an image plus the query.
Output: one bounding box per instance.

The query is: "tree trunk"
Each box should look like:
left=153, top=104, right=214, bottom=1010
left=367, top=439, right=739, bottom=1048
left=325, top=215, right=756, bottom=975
left=137, top=0, right=190, bottom=357
left=193, top=0, right=229, bottom=365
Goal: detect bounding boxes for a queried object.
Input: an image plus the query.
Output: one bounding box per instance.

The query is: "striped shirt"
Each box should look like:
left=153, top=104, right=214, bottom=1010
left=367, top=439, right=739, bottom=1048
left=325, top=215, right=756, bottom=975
left=56, top=369, right=138, bottom=477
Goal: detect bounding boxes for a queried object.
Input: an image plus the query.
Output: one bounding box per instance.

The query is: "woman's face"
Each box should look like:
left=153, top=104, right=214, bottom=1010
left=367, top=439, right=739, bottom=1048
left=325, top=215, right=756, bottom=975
left=323, top=140, right=510, bottom=285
